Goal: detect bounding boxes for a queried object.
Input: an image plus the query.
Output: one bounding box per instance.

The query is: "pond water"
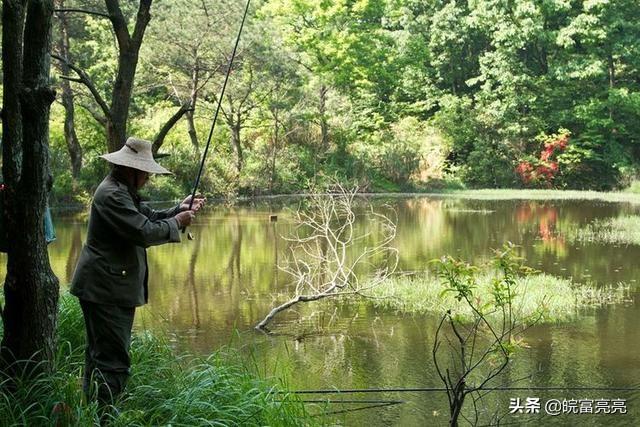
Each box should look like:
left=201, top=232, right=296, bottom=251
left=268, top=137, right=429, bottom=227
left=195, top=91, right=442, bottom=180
left=12, top=195, right=640, bottom=425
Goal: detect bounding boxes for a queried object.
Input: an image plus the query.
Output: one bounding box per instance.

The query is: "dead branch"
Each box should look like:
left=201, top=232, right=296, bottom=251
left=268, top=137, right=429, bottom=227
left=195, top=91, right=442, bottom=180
left=256, top=184, right=398, bottom=332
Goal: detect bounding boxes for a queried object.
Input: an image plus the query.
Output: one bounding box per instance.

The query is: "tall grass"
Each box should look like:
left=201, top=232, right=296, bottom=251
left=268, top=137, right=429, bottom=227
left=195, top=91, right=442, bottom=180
left=0, top=294, right=312, bottom=426
left=369, top=272, right=630, bottom=322
left=565, top=215, right=640, bottom=246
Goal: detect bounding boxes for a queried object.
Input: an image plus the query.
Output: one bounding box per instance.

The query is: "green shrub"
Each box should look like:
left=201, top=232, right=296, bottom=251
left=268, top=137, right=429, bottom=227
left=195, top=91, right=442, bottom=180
left=556, top=132, right=623, bottom=191
left=460, top=139, right=519, bottom=188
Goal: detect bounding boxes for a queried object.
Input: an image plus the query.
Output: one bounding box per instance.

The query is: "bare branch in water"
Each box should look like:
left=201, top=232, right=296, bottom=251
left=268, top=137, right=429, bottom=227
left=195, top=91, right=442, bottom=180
left=256, top=182, right=398, bottom=332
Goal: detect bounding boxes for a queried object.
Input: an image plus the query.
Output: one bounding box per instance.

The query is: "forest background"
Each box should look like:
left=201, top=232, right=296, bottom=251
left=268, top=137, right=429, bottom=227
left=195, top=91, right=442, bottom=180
left=8, top=0, right=640, bottom=204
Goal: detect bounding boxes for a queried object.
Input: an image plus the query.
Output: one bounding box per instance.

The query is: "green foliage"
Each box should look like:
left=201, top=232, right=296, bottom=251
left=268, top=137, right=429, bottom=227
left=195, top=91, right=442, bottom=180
left=45, top=0, right=640, bottom=200
left=461, top=139, right=519, bottom=188
left=556, top=132, right=622, bottom=191
left=435, top=256, right=478, bottom=302
left=140, top=175, right=183, bottom=202
left=431, top=244, right=540, bottom=424
left=624, top=180, right=640, bottom=194
left=434, top=243, right=542, bottom=321
left=378, top=118, right=437, bottom=185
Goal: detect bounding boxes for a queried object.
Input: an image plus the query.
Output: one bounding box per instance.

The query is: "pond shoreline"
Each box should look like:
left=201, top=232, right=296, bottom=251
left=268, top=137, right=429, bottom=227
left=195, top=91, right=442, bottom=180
left=36, top=191, right=640, bottom=426
left=50, top=188, right=640, bottom=212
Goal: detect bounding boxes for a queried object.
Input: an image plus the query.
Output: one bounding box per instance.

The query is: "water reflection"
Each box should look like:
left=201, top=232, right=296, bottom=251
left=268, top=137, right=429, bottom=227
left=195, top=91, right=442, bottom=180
left=65, top=227, right=83, bottom=283
left=186, top=236, right=201, bottom=328
left=2, top=197, right=640, bottom=425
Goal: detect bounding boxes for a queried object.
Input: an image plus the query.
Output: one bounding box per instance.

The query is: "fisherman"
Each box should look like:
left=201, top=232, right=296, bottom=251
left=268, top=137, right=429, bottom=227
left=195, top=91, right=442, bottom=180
left=70, top=137, right=205, bottom=408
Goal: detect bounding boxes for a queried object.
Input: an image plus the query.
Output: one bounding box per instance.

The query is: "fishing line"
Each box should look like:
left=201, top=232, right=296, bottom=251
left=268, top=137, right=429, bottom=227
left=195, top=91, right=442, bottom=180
left=273, top=385, right=640, bottom=394
left=184, top=0, right=252, bottom=239
left=284, top=399, right=407, bottom=404
left=307, top=400, right=405, bottom=417
left=273, top=387, right=639, bottom=418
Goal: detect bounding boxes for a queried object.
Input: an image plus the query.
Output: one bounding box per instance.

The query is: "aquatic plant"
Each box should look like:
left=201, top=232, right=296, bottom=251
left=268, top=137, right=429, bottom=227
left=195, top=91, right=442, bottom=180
left=432, top=244, right=537, bottom=426
left=430, top=189, right=640, bottom=204
left=565, top=215, right=640, bottom=246
left=369, top=272, right=630, bottom=322
left=371, top=244, right=631, bottom=426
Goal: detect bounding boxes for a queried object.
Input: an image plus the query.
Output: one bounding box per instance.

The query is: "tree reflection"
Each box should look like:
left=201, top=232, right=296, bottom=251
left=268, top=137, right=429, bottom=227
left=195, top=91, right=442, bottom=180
left=226, top=213, right=242, bottom=283
left=516, top=202, right=567, bottom=257
left=65, top=226, right=83, bottom=283
left=185, top=236, right=201, bottom=328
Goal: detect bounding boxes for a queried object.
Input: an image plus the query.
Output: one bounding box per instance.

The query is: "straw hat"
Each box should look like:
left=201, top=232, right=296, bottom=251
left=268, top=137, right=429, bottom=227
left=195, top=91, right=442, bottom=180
left=100, top=137, right=171, bottom=174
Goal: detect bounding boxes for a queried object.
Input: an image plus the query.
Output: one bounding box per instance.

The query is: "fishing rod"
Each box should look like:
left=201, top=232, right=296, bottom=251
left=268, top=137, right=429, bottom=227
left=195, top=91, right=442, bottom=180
left=184, top=0, right=252, bottom=240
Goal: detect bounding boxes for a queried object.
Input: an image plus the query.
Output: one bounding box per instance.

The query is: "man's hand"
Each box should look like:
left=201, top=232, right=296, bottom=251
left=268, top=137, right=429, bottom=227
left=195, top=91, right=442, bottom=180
left=175, top=210, right=196, bottom=229
left=180, top=194, right=206, bottom=213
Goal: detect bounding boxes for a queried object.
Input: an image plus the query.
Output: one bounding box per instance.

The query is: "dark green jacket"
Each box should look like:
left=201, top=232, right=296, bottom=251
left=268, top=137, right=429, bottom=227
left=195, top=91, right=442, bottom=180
left=70, top=173, right=181, bottom=307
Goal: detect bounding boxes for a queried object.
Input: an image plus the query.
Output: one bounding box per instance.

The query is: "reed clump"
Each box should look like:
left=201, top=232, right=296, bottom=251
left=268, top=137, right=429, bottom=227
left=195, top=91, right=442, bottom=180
left=369, top=271, right=630, bottom=322
left=566, top=215, right=640, bottom=246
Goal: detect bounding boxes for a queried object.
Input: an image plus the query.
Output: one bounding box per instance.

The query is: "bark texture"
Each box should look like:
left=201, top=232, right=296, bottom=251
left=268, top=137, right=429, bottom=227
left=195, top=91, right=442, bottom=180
left=104, top=0, right=152, bottom=152
left=1, top=0, right=60, bottom=372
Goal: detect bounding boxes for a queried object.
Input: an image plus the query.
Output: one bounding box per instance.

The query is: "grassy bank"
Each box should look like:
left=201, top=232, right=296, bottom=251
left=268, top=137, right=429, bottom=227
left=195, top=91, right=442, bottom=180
left=369, top=271, right=631, bottom=322
left=376, top=188, right=640, bottom=204
left=0, top=295, right=311, bottom=426
left=51, top=185, right=640, bottom=211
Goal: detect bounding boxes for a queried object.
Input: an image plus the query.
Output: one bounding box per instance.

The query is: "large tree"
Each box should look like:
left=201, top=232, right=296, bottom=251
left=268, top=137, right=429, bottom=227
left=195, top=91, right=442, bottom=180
left=54, top=0, right=190, bottom=153
left=1, top=0, right=60, bottom=370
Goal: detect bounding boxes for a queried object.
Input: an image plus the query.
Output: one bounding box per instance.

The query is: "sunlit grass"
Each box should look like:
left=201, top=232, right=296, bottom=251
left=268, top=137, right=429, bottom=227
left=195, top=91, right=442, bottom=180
left=565, top=215, right=640, bottom=246
left=368, top=272, right=631, bottom=322
left=623, top=180, right=640, bottom=194
left=411, top=188, right=640, bottom=204
left=0, top=295, right=312, bottom=426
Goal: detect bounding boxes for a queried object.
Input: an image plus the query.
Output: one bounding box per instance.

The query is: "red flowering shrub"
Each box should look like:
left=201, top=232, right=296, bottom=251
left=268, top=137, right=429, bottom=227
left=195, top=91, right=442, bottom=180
left=516, top=129, right=570, bottom=188
left=515, top=162, right=534, bottom=184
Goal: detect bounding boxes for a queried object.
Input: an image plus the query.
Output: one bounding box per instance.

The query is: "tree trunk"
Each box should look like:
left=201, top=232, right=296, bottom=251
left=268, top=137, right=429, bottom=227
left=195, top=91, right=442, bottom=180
left=187, top=63, right=200, bottom=152
left=608, top=52, right=615, bottom=121
left=104, top=0, right=152, bottom=152
left=55, top=0, right=82, bottom=180
left=151, top=103, right=191, bottom=154
left=230, top=116, right=243, bottom=176
left=449, top=381, right=466, bottom=427
left=107, top=50, right=140, bottom=152
left=222, top=96, right=244, bottom=179
left=319, top=84, right=329, bottom=153
left=269, top=109, right=279, bottom=193
left=1, top=0, right=60, bottom=373
left=50, top=1, right=152, bottom=153
left=186, top=111, right=199, bottom=152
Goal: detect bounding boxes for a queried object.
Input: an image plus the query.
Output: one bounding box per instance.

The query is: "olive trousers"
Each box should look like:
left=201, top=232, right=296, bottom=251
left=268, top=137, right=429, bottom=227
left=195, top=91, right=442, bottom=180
left=79, top=299, right=136, bottom=406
